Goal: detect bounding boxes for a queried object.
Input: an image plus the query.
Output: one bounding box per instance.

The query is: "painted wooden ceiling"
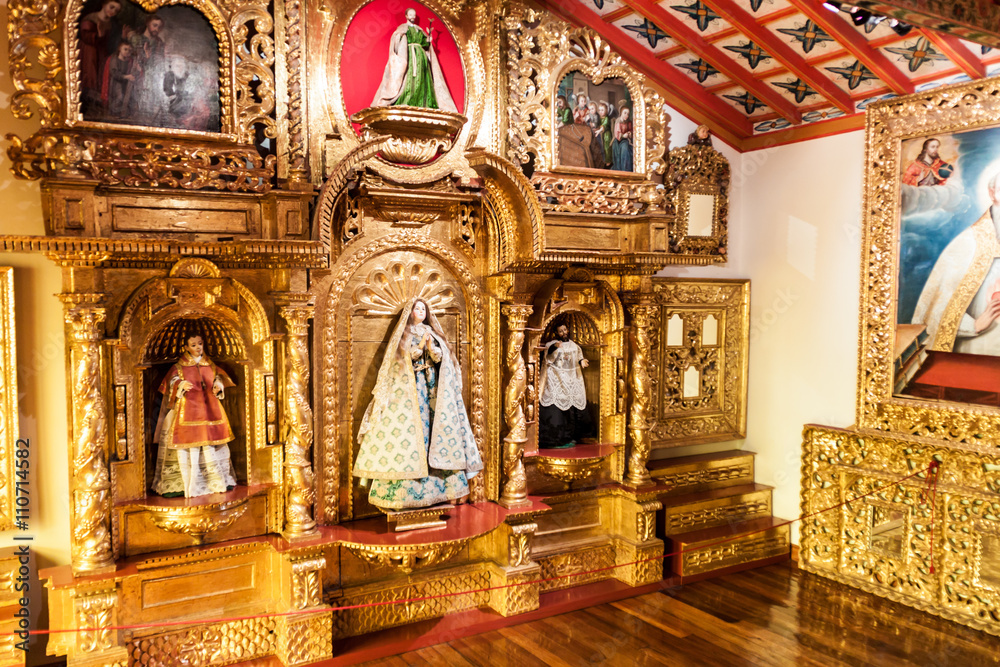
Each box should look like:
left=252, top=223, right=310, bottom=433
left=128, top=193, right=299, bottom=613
left=532, top=0, right=1000, bottom=150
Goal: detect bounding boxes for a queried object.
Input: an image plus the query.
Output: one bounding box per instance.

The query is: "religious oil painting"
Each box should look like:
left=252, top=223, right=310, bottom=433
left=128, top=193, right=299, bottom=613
left=77, top=0, right=221, bottom=133
left=893, top=127, right=1000, bottom=408
left=340, top=0, right=466, bottom=121
left=554, top=71, right=634, bottom=172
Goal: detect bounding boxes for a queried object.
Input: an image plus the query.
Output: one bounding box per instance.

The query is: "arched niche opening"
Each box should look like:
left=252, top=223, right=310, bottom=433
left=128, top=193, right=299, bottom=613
left=320, top=246, right=487, bottom=522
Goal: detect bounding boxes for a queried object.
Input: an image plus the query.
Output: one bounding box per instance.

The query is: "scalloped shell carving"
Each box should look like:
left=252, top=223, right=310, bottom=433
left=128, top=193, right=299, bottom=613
left=352, top=261, right=457, bottom=315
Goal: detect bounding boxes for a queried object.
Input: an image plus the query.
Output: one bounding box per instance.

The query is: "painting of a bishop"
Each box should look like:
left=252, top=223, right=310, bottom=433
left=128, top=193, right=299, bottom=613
left=370, top=8, right=457, bottom=112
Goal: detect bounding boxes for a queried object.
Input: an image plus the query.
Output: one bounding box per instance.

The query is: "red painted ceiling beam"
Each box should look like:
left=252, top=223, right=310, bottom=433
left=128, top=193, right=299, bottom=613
left=619, top=0, right=803, bottom=124
left=532, top=0, right=753, bottom=145
left=919, top=29, right=987, bottom=80
left=700, top=0, right=856, bottom=114
left=786, top=0, right=914, bottom=96
left=603, top=6, right=633, bottom=23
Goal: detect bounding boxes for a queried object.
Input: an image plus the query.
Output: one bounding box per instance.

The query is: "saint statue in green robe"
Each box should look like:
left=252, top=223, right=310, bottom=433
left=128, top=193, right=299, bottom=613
left=371, top=8, right=458, bottom=113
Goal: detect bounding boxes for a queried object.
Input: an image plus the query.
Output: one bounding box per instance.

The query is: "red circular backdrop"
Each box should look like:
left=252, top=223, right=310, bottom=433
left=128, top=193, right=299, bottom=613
left=340, top=0, right=466, bottom=125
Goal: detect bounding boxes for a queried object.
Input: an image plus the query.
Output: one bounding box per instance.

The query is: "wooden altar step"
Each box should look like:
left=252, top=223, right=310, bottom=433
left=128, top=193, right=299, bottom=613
left=648, top=449, right=755, bottom=495
left=649, top=450, right=791, bottom=582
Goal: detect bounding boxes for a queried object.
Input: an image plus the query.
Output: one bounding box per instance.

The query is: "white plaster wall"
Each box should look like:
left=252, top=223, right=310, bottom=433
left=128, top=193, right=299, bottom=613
left=657, top=105, right=866, bottom=541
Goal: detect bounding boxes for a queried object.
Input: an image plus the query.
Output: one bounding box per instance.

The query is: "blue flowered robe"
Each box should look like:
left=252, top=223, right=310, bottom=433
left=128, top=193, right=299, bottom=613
left=354, top=323, right=483, bottom=509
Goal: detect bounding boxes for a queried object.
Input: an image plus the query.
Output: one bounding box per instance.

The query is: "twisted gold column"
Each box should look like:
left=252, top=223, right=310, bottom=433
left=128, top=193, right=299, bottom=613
left=280, top=303, right=318, bottom=538
left=283, top=0, right=308, bottom=185
left=500, top=304, right=533, bottom=509
left=626, top=303, right=656, bottom=488
left=63, top=295, right=115, bottom=573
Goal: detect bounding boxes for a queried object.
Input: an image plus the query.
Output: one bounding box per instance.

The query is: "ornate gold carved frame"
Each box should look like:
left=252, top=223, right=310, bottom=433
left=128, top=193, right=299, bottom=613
left=0, top=269, right=17, bottom=532
left=109, top=258, right=281, bottom=557
left=800, top=424, right=1000, bottom=637
left=648, top=279, right=748, bottom=447
left=856, top=75, right=1000, bottom=449
left=505, top=5, right=670, bottom=218
left=62, top=0, right=242, bottom=139
left=7, top=0, right=277, bottom=186
left=311, top=0, right=491, bottom=186
left=667, top=144, right=730, bottom=262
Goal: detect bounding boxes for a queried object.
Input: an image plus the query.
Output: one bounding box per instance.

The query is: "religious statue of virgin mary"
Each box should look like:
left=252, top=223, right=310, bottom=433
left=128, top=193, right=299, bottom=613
left=354, top=298, right=482, bottom=510
left=370, top=8, right=458, bottom=112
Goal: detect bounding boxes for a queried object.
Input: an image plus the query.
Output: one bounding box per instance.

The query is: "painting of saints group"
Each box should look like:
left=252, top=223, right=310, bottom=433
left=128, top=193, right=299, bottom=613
left=78, top=0, right=220, bottom=132
left=555, top=72, right=634, bottom=173
left=894, top=127, right=1000, bottom=408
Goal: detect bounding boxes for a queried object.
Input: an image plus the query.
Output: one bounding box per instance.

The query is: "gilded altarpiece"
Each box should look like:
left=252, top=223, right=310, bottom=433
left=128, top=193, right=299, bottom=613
left=2, top=0, right=751, bottom=664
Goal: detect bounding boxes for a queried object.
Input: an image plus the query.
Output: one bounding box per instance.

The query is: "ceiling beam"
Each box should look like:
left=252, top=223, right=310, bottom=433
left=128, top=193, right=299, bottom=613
left=700, top=0, right=856, bottom=114
left=919, top=29, right=987, bottom=80
left=785, top=0, right=914, bottom=96
left=619, top=0, right=802, bottom=124
left=532, top=0, right=753, bottom=146
left=603, top=6, right=634, bottom=23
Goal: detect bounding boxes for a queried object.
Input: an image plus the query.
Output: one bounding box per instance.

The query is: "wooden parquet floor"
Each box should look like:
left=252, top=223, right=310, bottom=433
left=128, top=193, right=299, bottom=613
left=360, top=563, right=1000, bottom=666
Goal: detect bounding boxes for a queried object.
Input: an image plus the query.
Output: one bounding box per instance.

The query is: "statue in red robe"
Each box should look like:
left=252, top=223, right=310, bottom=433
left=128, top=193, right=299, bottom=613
left=152, top=334, right=237, bottom=498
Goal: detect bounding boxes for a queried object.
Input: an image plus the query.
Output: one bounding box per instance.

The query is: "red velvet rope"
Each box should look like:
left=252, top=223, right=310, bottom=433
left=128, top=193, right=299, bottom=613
left=13, top=464, right=937, bottom=637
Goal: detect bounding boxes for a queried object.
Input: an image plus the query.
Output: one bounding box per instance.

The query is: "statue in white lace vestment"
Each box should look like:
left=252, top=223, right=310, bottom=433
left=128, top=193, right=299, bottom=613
left=538, top=324, right=593, bottom=449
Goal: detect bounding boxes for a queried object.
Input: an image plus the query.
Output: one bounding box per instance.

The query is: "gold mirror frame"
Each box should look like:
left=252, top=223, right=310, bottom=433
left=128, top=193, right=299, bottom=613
left=856, top=74, right=1000, bottom=449
left=667, top=144, right=730, bottom=262
left=0, top=269, right=17, bottom=532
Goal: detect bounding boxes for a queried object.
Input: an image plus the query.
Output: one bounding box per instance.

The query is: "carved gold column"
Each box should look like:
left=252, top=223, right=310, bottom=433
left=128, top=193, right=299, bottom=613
left=63, top=295, right=115, bottom=574
left=626, top=302, right=656, bottom=488
left=283, top=0, right=308, bottom=185
left=500, top=304, right=532, bottom=509
left=280, top=301, right=318, bottom=538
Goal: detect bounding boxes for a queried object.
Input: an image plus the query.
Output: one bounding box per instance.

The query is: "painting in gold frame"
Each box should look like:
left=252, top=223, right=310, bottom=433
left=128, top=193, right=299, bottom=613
left=59, top=0, right=271, bottom=142
left=857, top=74, right=1000, bottom=448
left=74, top=0, right=222, bottom=133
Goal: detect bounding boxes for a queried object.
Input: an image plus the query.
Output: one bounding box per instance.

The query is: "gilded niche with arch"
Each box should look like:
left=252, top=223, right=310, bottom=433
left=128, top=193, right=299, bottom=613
left=526, top=272, right=626, bottom=459
left=109, top=258, right=281, bottom=557
left=319, top=246, right=487, bottom=523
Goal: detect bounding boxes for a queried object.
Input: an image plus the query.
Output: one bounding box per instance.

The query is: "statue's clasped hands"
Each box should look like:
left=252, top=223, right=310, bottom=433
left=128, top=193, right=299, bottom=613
left=177, top=376, right=226, bottom=399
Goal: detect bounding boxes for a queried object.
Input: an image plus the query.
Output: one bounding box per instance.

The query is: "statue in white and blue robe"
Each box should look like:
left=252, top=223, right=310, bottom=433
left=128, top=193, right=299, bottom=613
left=354, top=298, right=482, bottom=509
